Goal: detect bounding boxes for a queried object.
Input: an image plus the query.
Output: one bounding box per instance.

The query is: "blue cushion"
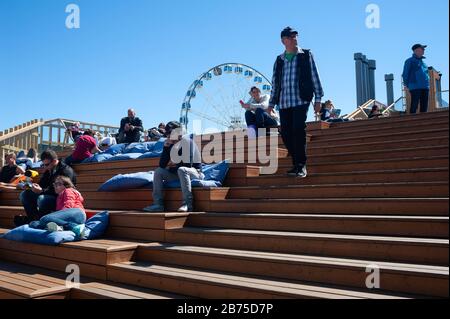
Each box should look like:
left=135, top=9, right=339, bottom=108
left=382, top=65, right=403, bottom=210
left=31, top=161, right=43, bottom=169
left=103, top=143, right=127, bottom=155
left=98, top=171, right=154, bottom=191
left=138, top=150, right=163, bottom=159
left=202, top=160, right=229, bottom=184
left=1, top=225, right=76, bottom=246
left=82, top=153, right=114, bottom=163
left=106, top=153, right=143, bottom=162
left=82, top=211, right=109, bottom=240
left=124, top=142, right=155, bottom=154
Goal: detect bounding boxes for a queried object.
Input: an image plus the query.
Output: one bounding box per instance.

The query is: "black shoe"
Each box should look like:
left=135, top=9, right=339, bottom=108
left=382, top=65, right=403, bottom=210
left=13, top=215, right=30, bottom=227
left=287, top=166, right=300, bottom=176
left=287, top=166, right=307, bottom=178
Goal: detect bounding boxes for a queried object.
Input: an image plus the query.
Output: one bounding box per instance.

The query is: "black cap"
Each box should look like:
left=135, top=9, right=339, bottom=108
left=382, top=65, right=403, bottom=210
left=281, top=27, right=298, bottom=38
left=412, top=44, right=427, bottom=51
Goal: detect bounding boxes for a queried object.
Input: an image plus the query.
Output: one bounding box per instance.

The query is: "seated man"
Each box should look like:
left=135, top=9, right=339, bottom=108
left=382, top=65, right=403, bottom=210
left=143, top=121, right=204, bottom=213
left=0, top=153, right=26, bottom=190
left=117, top=108, right=144, bottom=144
left=240, top=87, right=279, bottom=134
left=17, top=150, right=76, bottom=225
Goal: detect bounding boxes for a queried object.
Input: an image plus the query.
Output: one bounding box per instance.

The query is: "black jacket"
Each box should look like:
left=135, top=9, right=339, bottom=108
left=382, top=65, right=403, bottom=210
left=40, top=161, right=76, bottom=196
left=119, top=117, right=144, bottom=143
left=159, top=135, right=202, bottom=173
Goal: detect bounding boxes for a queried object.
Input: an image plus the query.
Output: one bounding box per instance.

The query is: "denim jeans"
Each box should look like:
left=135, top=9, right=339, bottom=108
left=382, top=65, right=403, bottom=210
left=152, top=167, right=204, bottom=205
left=410, top=89, right=429, bottom=114
left=20, top=190, right=57, bottom=221
left=245, top=109, right=278, bottom=128
left=279, top=104, right=309, bottom=168
left=29, top=208, right=86, bottom=231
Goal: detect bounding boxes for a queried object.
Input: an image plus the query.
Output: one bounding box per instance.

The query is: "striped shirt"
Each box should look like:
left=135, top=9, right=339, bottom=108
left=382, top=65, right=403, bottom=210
left=269, top=48, right=324, bottom=109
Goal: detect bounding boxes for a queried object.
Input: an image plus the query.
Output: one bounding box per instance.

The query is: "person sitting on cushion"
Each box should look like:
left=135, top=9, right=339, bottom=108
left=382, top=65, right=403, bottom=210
left=240, top=87, right=279, bottom=134
left=0, top=153, right=25, bottom=186
left=29, top=175, right=86, bottom=237
left=65, top=129, right=102, bottom=166
left=18, top=149, right=76, bottom=226
left=143, top=121, right=204, bottom=213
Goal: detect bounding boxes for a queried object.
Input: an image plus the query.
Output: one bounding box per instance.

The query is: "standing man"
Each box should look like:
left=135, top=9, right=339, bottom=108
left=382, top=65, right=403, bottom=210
left=269, top=27, right=324, bottom=178
left=402, top=44, right=430, bottom=114
left=118, top=109, right=144, bottom=144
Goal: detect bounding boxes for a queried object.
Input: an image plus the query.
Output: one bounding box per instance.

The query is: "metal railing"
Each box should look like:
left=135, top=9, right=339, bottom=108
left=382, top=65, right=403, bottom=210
left=0, top=118, right=119, bottom=167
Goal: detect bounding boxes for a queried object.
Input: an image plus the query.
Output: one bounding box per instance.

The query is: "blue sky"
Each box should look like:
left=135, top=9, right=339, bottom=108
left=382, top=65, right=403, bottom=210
left=0, top=0, right=448, bottom=131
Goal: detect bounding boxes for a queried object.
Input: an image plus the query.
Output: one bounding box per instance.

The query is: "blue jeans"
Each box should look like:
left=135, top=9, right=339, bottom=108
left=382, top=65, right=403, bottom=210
left=245, top=109, right=278, bottom=128
left=29, top=208, right=86, bottom=231
left=20, top=190, right=57, bottom=221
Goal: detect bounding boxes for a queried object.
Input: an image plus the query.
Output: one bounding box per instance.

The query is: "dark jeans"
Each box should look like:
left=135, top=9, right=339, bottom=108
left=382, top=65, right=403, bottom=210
left=29, top=208, right=86, bottom=231
left=410, top=89, right=429, bottom=114
left=64, top=155, right=83, bottom=166
left=20, top=190, right=57, bottom=221
left=245, top=109, right=278, bottom=128
left=279, top=105, right=309, bottom=168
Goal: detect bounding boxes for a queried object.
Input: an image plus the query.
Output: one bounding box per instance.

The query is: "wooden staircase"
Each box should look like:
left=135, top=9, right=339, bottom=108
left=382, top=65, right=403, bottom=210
left=0, top=110, right=448, bottom=299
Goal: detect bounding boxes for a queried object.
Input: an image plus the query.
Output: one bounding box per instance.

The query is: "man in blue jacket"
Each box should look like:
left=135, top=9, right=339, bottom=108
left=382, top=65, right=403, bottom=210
left=402, top=44, right=430, bottom=114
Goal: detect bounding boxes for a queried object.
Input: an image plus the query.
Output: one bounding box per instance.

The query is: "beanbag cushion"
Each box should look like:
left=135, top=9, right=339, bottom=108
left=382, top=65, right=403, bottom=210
left=1, top=225, right=76, bottom=246
left=82, top=211, right=109, bottom=240
left=202, top=160, right=229, bottom=185
left=82, top=153, right=114, bottom=163
left=124, top=142, right=155, bottom=154
left=103, top=143, right=127, bottom=155
left=98, top=171, right=154, bottom=191
left=106, top=153, right=143, bottom=162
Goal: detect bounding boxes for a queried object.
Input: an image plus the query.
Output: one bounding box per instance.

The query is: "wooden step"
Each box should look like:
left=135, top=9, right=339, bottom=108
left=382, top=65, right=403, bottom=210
left=0, top=229, right=139, bottom=280
left=0, top=261, right=70, bottom=299
left=136, top=244, right=449, bottom=297
left=261, top=156, right=449, bottom=175
left=108, top=261, right=409, bottom=299
left=275, top=145, right=449, bottom=165
left=307, top=136, right=448, bottom=156
left=228, top=168, right=449, bottom=187
left=316, top=110, right=448, bottom=132
left=216, top=182, right=449, bottom=200
left=312, top=118, right=449, bottom=138
left=69, top=282, right=185, bottom=299
left=311, top=127, right=449, bottom=146
left=165, top=227, right=449, bottom=265
left=207, top=198, right=449, bottom=216
left=187, top=213, right=449, bottom=238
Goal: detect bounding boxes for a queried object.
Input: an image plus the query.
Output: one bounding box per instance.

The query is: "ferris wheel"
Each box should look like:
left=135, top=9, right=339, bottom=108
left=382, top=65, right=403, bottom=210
left=180, top=63, right=272, bottom=133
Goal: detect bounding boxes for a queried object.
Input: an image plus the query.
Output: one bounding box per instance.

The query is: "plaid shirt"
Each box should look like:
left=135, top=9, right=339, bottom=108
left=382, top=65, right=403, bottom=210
left=269, top=48, right=324, bottom=109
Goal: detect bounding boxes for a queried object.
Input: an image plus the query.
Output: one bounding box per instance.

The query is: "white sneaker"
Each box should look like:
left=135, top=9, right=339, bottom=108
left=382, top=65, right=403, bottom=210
left=46, top=222, right=63, bottom=232
left=177, top=204, right=194, bottom=213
